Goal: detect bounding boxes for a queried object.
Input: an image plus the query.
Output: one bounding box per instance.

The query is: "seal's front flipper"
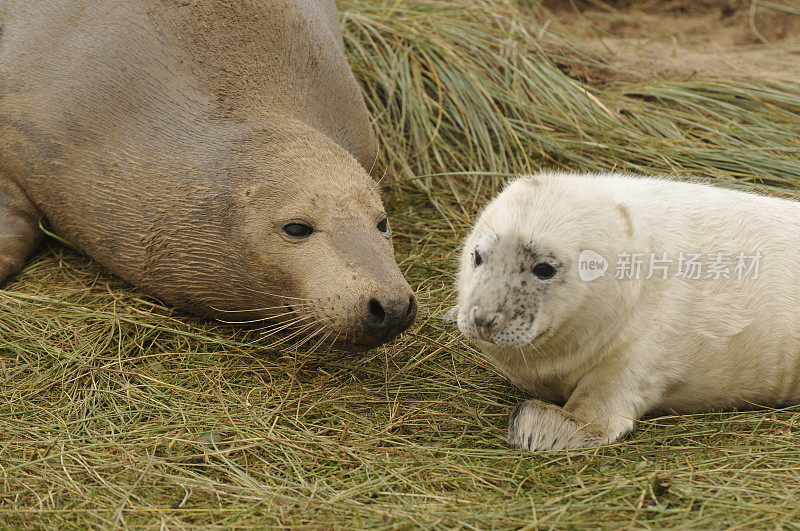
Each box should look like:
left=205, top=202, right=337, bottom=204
left=507, top=399, right=603, bottom=451
left=0, top=177, right=42, bottom=285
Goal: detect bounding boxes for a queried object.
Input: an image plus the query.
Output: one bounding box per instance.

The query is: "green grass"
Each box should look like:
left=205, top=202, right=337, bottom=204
left=2, top=0, right=800, bottom=528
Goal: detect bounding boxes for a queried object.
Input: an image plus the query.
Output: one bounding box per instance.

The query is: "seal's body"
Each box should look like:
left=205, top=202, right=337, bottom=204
left=456, top=172, right=800, bottom=451
left=0, top=0, right=416, bottom=351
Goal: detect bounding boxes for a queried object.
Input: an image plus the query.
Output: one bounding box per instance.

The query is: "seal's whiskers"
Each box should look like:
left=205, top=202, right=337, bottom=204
left=215, top=305, right=314, bottom=325
left=211, top=302, right=314, bottom=314
left=255, top=314, right=318, bottom=337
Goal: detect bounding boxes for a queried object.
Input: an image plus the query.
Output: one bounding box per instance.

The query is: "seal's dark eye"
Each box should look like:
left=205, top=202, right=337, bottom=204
left=533, top=262, right=556, bottom=280
left=282, top=222, right=314, bottom=239
left=473, top=249, right=483, bottom=267
left=377, top=217, right=389, bottom=236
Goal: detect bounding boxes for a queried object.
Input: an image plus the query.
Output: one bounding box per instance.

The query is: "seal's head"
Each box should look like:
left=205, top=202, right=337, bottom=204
left=161, top=123, right=416, bottom=352
left=455, top=174, right=629, bottom=348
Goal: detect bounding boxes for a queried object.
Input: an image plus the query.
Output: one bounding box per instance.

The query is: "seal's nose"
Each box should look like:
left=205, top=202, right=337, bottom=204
left=366, top=293, right=417, bottom=340
left=470, top=305, right=504, bottom=337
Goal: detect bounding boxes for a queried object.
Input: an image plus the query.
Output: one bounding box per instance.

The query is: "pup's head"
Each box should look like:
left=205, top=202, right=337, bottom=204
left=455, top=174, right=628, bottom=348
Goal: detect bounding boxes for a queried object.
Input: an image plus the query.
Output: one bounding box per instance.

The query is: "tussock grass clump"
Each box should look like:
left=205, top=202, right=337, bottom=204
left=2, top=1, right=800, bottom=527
left=343, top=0, right=800, bottom=196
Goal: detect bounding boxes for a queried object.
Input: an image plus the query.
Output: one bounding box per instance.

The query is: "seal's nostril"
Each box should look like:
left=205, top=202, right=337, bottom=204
left=368, top=298, right=386, bottom=323
left=471, top=306, right=502, bottom=333
left=406, top=295, right=417, bottom=318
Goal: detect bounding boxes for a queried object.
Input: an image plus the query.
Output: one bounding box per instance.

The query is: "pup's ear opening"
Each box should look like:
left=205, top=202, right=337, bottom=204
left=615, top=202, right=634, bottom=239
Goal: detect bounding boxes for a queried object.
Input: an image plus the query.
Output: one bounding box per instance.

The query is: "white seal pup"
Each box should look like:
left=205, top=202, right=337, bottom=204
left=455, top=171, right=800, bottom=451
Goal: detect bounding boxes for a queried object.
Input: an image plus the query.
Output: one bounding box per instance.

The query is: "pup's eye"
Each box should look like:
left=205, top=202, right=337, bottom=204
left=377, top=217, right=389, bottom=236
left=282, top=222, right=314, bottom=239
left=533, top=262, right=556, bottom=280
left=473, top=249, right=483, bottom=267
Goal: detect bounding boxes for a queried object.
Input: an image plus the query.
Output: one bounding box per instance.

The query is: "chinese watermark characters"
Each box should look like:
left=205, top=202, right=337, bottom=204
left=578, top=250, right=761, bottom=282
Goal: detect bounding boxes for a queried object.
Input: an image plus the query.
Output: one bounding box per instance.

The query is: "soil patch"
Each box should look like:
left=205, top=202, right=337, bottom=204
left=536, top=0, right=800, bottom=83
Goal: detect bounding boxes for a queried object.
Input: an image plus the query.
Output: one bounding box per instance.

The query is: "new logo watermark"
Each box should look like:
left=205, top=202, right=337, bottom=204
left=578, top=250, right=761, bottom=282
left=578, top=250, right=608, bottom=281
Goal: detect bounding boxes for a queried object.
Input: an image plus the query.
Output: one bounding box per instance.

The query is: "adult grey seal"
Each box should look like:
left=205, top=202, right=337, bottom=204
left=0, top=0, right=416, bottom=351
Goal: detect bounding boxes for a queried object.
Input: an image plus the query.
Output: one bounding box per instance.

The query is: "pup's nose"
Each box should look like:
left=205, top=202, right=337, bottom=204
left=470, top=306, right=503, bottom=334
left=366, top=293, right=417, bottom=340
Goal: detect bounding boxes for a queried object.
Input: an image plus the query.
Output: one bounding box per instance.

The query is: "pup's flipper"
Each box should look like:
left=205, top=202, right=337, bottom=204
left=507, top=399, right=604, bottom=452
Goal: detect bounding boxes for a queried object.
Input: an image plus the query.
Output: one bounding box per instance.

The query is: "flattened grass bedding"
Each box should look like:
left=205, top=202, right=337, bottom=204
left=2, top=1, right=799, bottom=528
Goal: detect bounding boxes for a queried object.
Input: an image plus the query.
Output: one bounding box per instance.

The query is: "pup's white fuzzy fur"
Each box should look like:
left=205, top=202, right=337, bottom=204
left=455, top=172, right=800, bottom=451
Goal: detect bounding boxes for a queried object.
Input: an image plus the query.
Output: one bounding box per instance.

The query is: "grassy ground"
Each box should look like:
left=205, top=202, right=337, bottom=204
left=3, top=0, right=800, bottom=528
